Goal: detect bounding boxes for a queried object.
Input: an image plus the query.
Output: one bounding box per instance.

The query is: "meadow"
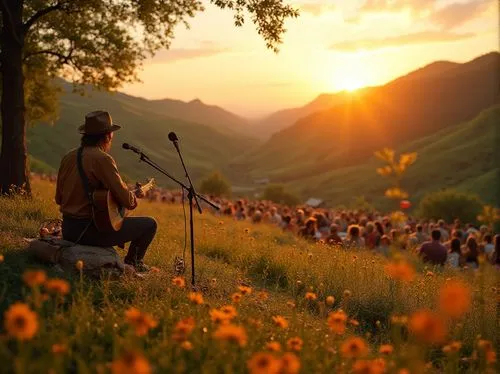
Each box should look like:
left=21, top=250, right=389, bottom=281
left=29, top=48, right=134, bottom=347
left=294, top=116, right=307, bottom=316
left=0, top=179, right=498, bottom=373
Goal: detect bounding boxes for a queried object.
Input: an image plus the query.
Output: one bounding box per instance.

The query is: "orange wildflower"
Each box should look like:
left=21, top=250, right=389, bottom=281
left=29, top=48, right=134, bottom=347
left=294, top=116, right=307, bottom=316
left=22, top=270, right=47, bottom=288
left=0, top=254, right=4, bottom=263
left=286, top=301, right=296, bottom=309
left=438, top=280, right=472, bottom=319
left=379, top=344, right=394, bottom=355
left=210, top=309, right=229, bottom=324
left=258, top=291, right=269, bottom=301
left=384, top=261, right=415, bottom=282
left=409, top=310, right=447, bottom=345
left=265, top=341, right=282, bottom=352
left=238, top=286, right=252, bottom=295
left=45, top=278, right=70, bottom=295
left=286, top=337, right=303, bottom=352
left=124, top=307, right=158, bottom=337
left=111, top=350, right=151, bottom=374
left=231, top=293, right=242, bottom=303
left=340, top=337, right=369, bottom=359
left=247, top=352, right=281, bottom=374
left=4, top=303, right=38, bottom=341
left=213, top=324, right=248, bottom=347
left=172, top=317, right=196, bottom=342
left=352, top=359, right=385, bottom=374
left=443, top=341, right=462, bottom=354
left=52, top=343, right=68, bottom=354
left=188, top=292, right=204, bottom=305
left=281, top=353, right=301, bottom=374
left=172, top=276, right=185, bottom=288
left=349, top=319, right=360, bottom=327
left=220, top=305, right=238, bottom=320
left=305, top=292, right=317, bottom=301
left=327, top=310, right=347, bottom=334
left=180, top=341, right=193, bottom=351
left=326, top=296, right=335, bottom=306
left=272, top=315, right=289, bottom=329
left=75, top=260, right=84, bottom=271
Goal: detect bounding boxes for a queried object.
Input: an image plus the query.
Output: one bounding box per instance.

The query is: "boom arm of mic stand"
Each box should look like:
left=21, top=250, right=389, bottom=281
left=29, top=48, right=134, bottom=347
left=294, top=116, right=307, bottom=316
left=137, top=153, right=219, bottom=211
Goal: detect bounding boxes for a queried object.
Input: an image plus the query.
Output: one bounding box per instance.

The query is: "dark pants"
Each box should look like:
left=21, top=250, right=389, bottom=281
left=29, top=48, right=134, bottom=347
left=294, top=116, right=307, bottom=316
left=62, top=216, right=157, bottom=265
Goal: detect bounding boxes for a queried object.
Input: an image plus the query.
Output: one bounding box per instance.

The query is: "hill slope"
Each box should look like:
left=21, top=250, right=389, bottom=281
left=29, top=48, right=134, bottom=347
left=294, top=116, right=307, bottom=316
left=289, top=104, right=500, bottom=208
left=238, top=52, right=499, bottom=179
left=28, top=83, right=259, bottom=186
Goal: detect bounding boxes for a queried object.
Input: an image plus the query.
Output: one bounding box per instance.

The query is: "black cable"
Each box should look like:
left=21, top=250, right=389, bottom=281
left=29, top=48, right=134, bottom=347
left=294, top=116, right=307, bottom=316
left=181, top=187, right=187, bottom=262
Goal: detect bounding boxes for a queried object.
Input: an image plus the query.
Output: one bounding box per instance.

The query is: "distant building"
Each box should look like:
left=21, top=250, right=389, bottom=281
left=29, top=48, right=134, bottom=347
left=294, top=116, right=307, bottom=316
left=305, top=198, right=324, bottom=208
left=254, top=178, right=270, bottom=185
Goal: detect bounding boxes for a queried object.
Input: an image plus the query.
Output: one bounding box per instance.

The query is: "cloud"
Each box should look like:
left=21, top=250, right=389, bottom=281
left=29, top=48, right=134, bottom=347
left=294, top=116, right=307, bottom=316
left=430, top=0, right=491, bottom=29
left=329, top=30, right=476, bottom=51
left=358, top=0, right=435, bottom=14
left=298, top=2, right=336, bottom=16
left=151, top=42, right=228, bottom=63
left=357, top=0, right=490, bottom=28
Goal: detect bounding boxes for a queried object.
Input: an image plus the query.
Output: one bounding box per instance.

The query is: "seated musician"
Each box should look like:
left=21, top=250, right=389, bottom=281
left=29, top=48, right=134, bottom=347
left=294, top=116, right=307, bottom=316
left=55, top=110, right=157, bottom=272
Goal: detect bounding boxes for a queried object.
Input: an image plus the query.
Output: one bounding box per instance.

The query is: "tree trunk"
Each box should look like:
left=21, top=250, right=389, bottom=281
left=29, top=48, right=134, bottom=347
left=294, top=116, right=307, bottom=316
left=0, top=0, right=30, bottom=194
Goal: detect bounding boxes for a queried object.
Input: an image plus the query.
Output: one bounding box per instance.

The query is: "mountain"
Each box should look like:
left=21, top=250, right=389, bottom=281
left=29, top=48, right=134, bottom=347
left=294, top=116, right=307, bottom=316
left=289, top=104, right=499, bottom=208
left=236, top=52, right=499, bottom=181
left=251, top=92, right=349, bottom=138
left=27, top=82, right=259, bottom=186
left=252, top=60, right=464, bottom=139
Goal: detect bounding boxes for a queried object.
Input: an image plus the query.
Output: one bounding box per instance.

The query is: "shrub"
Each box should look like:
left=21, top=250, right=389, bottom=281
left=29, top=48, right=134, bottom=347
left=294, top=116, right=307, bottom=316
left=261, top=184, right=300, bottom=206
left=417, top=189, right=483, bottom=223
left=199, top=171, right=231, bottom=197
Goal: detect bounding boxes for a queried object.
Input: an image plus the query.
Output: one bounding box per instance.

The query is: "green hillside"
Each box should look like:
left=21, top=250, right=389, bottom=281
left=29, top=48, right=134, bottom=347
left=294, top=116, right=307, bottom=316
left=287, top=105, right=499, bottom=208
left=27, top=83, right=259, bottom=186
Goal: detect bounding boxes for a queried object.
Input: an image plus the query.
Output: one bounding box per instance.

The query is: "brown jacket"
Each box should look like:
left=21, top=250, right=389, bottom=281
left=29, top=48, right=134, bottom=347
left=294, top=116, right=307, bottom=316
left=56, top=146, right=136, bottom=218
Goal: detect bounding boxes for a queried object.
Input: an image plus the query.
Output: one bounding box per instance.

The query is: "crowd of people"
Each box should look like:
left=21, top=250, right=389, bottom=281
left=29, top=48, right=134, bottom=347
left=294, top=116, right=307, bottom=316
left=197, top=196, right=500, bottom=270
left=36, top=173, right=499, bottom=270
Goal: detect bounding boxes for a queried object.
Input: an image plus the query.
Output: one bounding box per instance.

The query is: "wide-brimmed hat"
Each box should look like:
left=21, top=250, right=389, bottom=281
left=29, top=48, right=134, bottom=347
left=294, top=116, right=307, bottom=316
left=78, top=110, right=121, bottom=135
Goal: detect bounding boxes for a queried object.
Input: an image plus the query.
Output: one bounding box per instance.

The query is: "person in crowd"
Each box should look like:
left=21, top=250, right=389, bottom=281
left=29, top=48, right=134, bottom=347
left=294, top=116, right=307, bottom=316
left=417, top=229, right=447, bottom=266
left=462, top=236, right=479, bottom=269
left=447, top=238, right=462, bottom=268
left=364, top=222, right=379, bottom=250
left=408, top=224, right=428, bottom=248
left=327, top=224, right=343, bottom=246
left=282, top=215, right=296, bottom=233
left=298, top=217, right=320, bottom=241
left=377, top=235, right=391, bottom=257
left=344, top=225, right=364, bottom=249
left=481, top=233, right=494, bottom=260
left=269, top=206, right=282, bottom=226
left=437, top=219, right=449, bottom=242
left=490, top=234, right=500, bottom=268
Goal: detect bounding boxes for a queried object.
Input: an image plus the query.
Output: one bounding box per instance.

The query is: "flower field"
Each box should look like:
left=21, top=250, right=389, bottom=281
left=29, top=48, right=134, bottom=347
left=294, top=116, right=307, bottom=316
left=0, top=180, right=498, bottom=373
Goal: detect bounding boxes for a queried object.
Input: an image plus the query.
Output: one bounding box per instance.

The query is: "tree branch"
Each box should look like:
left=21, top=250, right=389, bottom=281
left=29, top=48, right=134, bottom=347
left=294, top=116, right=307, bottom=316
left=23, top=48, right=74, bottom=64
left=23, top=1, right=67, bottom=33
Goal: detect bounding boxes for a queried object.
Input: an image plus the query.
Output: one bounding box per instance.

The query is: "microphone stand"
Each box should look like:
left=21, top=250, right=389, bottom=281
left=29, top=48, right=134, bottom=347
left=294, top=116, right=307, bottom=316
left=126, top=149, right=219, bottom=286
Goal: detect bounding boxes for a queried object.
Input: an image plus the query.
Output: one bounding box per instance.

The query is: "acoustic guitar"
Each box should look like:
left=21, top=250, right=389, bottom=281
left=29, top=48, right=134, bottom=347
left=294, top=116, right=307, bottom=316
left=92, top=178, right=155, bottom=232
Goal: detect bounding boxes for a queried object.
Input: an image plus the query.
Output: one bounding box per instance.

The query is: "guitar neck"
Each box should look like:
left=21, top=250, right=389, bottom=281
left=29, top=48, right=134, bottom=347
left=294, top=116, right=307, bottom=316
left=132, top=179, right=155, bottom=195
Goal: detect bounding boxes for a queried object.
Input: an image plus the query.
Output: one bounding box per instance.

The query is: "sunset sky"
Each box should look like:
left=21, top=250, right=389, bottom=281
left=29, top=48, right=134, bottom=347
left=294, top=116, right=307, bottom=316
left=122, top=0, right=498, bottom=117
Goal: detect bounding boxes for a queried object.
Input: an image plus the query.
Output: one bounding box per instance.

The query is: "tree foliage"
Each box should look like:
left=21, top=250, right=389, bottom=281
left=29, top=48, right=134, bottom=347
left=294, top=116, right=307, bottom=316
left=261, top=184, right=299, bottom=206
left=417, top=189, right=483, bottom=224
left=199, top=171, right=231, bottom=197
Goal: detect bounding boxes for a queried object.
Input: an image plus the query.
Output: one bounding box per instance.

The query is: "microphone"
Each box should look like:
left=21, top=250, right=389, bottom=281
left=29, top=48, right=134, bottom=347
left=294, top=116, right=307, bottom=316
left=168, top=132, right=180, bottom=152
left=122, top=143, right=142, bottom=154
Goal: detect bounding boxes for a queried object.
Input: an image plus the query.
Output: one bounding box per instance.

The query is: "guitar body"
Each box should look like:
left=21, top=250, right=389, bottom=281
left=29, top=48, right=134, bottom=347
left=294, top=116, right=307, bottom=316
left=93, top=190, right=129, bottom=232
left=92, top=179, right=155, bottom=232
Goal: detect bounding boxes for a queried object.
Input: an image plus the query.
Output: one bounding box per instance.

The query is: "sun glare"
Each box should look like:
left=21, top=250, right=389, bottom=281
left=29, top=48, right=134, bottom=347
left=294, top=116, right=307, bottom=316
left=339, top=75, right=366, bottom=92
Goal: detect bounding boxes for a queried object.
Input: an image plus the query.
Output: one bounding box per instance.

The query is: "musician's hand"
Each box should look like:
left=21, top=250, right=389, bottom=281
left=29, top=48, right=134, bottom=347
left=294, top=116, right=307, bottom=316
left=135, top=182, right=145, bottom=198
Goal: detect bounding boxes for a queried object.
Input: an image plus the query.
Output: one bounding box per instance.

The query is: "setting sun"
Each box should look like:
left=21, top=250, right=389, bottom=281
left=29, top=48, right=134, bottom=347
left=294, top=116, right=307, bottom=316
left=339, top=76, right=366, bottom=92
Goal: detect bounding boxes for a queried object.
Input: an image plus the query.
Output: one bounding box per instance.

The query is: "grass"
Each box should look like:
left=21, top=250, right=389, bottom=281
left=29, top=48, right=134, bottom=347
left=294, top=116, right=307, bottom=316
left=0, top=179, right=498, bottom=373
